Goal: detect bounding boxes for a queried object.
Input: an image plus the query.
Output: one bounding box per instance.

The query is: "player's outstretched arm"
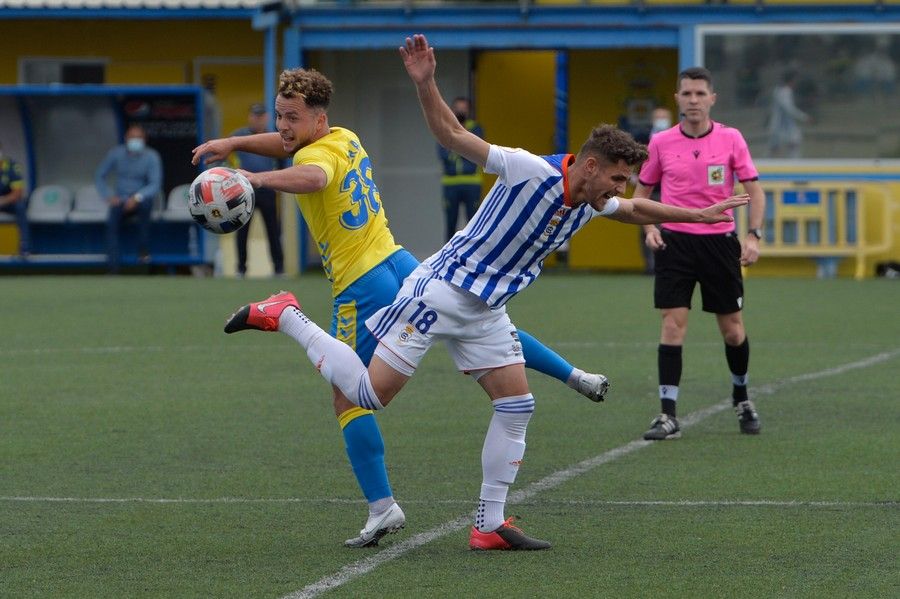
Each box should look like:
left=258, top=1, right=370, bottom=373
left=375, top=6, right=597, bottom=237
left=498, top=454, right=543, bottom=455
left=191, top=132, right=290, bottom=166
left=609, top=194, right=749, bottom=225
left=239, top=164, right=327, bottom=194
left=400, top=34, right=490, bottom=168
left=633, top=181, right=665, bottom=250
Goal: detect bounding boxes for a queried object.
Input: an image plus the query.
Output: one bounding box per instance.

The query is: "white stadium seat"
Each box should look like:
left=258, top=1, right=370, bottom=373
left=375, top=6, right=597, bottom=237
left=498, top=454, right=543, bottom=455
left=67, top=185, right=109, bottom=223
left=161, top=183, right=194, bottom=222
left=27, top=185, right=73, bottom=223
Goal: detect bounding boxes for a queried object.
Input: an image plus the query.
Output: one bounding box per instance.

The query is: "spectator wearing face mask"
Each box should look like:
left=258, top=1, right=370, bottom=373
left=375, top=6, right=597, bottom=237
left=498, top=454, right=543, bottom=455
left=436, top=96, right=484, bottom=241
left=650, top=106, right=673, bottom=137
left=95, top=124, right=162, bottom=272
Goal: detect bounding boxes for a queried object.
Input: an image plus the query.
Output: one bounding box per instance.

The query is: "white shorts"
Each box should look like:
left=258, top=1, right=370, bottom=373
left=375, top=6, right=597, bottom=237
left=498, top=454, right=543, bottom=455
left=365, top=264, right=525, bottom=374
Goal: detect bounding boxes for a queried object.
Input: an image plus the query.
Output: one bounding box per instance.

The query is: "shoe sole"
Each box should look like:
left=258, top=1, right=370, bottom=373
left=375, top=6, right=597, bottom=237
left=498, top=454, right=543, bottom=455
left=470, top=542, right=551, bottom=551
left=643, top=431, right=681, bottom=440
left=344, top=521, right=405, bottom=548
left=224, top=305, right=253, bottom=334
left=739, top=415, right=761, bottom=435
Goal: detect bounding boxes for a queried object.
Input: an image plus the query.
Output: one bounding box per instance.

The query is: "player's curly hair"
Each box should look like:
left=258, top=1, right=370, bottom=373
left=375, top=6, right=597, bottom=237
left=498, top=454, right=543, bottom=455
left=278, top=68, right=334, bottom=109
left=578, top=124, right=648, bottom=167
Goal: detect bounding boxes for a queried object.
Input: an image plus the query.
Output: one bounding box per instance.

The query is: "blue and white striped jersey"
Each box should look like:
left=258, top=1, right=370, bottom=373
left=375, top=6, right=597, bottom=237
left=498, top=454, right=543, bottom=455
left=424, top=145, right=620, bottom=308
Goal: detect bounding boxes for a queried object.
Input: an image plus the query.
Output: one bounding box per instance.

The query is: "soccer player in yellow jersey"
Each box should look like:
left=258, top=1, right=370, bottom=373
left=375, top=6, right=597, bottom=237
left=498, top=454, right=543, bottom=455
left=193, top=67, right=609, bottom=547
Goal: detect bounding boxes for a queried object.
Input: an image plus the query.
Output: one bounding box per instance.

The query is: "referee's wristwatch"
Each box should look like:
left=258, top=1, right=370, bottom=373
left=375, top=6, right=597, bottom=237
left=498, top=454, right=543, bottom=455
left=747, top=228, right=763, bottom=241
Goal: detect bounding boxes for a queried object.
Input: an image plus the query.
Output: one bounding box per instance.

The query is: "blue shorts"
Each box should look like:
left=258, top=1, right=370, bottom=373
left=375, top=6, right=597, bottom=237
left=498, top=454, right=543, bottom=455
left=331, top=248, right=419, bottom=365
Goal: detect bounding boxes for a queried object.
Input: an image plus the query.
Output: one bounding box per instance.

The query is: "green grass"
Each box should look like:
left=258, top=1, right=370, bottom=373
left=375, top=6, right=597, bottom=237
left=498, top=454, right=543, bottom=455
left=1, top=274, right=898, bottom=598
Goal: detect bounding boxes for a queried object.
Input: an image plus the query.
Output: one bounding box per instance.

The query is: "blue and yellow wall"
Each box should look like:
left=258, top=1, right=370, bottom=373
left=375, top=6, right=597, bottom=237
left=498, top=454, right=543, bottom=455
left=2, top=5, right=898, bottom=275
left=0, top=19, right=266, bottom=137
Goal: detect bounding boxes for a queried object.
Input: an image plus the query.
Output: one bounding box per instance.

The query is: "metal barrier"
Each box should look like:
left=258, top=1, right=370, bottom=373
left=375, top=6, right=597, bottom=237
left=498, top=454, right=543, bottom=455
left=737, top=182, right=894, bottom=279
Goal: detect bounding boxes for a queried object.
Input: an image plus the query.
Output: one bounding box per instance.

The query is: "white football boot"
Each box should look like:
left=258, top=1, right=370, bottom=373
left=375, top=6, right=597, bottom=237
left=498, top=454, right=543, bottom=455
left=572, top=371, right=610, bottom=402
left=344, top=502, right=406, bottom=548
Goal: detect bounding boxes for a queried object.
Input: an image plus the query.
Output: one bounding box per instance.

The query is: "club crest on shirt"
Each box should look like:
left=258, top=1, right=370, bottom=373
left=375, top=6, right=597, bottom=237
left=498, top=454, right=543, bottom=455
left=542, top=216, right=563, bottom=239
left=707, top=165, right=725, bottom=185
left=398, top=324, right=415, bottom=344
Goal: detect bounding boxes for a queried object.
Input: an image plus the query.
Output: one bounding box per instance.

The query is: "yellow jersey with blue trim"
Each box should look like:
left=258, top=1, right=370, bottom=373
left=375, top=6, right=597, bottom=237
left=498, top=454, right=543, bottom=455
left=293, top=127, right=401, bottom=296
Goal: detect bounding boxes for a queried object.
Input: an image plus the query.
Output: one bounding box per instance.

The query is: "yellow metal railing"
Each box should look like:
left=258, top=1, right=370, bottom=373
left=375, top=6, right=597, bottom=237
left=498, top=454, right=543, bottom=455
left=737, top=181, right=893, bottom=279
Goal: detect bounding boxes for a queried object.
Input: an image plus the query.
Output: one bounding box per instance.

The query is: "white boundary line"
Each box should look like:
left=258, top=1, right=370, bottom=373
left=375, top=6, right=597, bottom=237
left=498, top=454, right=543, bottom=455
left=0, top=341, right=891, bottom=357
left=282, top=348, right=900, bottom=599
left=2, top=496, right=894, bottom=508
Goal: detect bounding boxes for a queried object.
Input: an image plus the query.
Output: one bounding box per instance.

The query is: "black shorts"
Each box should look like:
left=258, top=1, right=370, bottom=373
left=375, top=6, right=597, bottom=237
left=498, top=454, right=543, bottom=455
left=653, top=229, right=744, bottom=314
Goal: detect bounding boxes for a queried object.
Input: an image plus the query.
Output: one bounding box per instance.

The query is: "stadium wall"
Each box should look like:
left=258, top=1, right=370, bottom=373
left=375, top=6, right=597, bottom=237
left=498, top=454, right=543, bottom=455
left=2, top=6, right=898, bottom=276
left=0, top=19, right=265, bottom=136
left=0, top=18, right=272, bottom=273
left=472, top=48, right=681, bottom=272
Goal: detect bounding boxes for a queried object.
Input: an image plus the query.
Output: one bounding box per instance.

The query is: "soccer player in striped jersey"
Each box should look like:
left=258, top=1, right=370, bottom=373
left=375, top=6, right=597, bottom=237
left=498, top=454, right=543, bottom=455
left=194, top=66, right=613, bottom=548
left=222, top=35, right=748, bottom=550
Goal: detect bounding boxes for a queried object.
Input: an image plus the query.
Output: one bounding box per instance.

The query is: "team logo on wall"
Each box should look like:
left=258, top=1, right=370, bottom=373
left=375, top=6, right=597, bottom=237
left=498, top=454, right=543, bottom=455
left=707, top=165, right=725, bottom=185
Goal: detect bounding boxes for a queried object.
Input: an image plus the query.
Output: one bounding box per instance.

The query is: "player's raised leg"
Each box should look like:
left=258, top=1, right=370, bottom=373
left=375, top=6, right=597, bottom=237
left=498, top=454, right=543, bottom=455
left=226, top=292, right=399, bottom=408
left=517, top=329, right=610, bottom=402
left=225, top=291, right=408, bottom=545
left=224, top=290, right=299, bottom=333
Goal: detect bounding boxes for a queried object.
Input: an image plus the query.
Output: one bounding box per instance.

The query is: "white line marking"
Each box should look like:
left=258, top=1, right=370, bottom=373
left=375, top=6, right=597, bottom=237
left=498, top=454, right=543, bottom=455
left=578, top=500, right=899, bottom=507
left=0, top=496, right=360, bottom=504
left=1, top=496, right=894, bottom=508
left=280, top=348, right=900, bottom=599
left=0, top=341, right=891, bottom=357
left=0, top=345, right=272, bottom=357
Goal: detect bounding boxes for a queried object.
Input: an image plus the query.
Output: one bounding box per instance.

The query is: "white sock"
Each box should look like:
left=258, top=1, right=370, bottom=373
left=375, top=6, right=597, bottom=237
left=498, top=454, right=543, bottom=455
left=278, top=306, right=323, bottom=348
left=659, top=385, right=679, bottom=401
left=731, top=373, right=748, bottom=386
left=278, top=307, right=384, bottom=410
left=476, top=495, right=507, bottom=533
left=476, top=394, right=534, bottom=533
left=369, top=496, right=395, bottom=517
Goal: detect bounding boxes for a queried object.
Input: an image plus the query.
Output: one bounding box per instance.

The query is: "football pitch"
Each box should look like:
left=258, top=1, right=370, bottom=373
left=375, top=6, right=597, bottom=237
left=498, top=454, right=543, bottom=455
left=1, top=273, right=898, bottom=598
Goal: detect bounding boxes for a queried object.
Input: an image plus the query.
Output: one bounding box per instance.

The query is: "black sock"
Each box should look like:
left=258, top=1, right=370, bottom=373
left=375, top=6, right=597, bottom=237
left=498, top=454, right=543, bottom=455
left=661, top=398, right=677, bottom=417
left=726, top=337, right=750, bottom=406
left=659, top=344, right=682, bottom=417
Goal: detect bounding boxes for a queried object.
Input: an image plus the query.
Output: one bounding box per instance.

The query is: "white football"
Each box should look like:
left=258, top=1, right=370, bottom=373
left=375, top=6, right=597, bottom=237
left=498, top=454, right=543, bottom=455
left=188, top=167, right=255, bottom=234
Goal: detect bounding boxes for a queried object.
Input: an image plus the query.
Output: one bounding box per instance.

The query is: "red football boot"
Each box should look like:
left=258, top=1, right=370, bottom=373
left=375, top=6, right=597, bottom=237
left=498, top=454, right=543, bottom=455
left=469, top=517, right=551, bottom=551
left=224, top=291, right=299, bottom=334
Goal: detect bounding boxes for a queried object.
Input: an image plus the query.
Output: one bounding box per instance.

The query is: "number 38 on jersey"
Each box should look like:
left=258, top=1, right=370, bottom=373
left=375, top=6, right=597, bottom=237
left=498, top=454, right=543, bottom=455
left=339, top=156, right=381, bottom=230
